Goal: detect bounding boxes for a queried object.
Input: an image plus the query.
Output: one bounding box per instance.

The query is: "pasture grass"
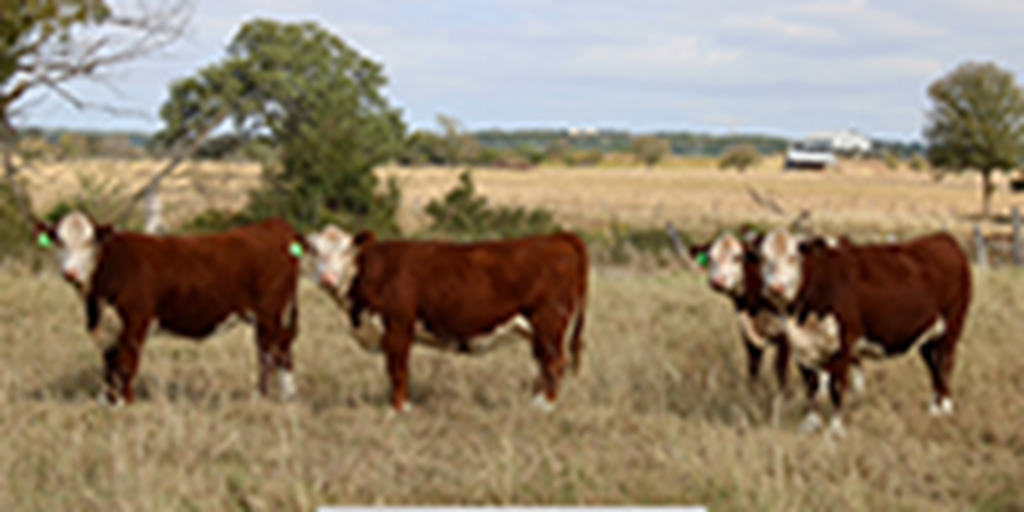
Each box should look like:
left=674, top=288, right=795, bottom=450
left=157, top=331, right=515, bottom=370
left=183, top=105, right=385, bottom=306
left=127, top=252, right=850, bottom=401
left=0, top=263, right=1021, bottom=510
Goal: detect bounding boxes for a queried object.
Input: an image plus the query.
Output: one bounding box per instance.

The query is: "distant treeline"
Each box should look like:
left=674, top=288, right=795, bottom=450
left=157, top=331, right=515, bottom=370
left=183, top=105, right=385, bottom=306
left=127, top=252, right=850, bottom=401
left=17, top=126, right=926, bottom=162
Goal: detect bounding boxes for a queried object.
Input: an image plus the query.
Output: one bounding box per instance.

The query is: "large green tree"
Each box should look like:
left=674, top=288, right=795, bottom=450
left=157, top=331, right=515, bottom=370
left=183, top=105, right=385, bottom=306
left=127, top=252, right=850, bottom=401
left=155, top=19, right=406, bottom=232
left=925, top=60, right=1024, bottom=218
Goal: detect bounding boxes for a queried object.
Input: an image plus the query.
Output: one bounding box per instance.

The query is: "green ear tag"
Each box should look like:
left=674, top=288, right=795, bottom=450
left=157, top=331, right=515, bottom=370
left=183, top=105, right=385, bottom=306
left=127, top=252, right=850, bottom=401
left=288, top=241, right=304, bottom=258
left=696, top=252, right=710, bottom=268
left=37, top=232, right=53, bottom=249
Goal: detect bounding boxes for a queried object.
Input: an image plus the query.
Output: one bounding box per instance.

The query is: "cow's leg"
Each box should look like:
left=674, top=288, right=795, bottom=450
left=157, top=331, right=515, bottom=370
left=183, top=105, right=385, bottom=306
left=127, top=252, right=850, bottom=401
left=382, top=318, right=414, bottom=413
left=822, top=348, right=856, bottom=438
left=103, top=317, right=149, bottom=405
left=528, top=308, right=570, bottom=412
left=258, top=297, right=299, bottom=400
left=771, top=335, right=791, bottom=395
left=920, top=339, right=957, bottom=416
left=797, top=364, right=824, bottom=432
left=743, top=336, right=765, bottom=387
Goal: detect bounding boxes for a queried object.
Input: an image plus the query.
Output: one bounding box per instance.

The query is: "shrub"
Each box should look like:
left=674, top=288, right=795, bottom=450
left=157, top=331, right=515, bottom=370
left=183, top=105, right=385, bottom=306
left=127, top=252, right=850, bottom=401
left=718, top=144, right=762, bottom=172
left=424, top=170, right=560, bottom=240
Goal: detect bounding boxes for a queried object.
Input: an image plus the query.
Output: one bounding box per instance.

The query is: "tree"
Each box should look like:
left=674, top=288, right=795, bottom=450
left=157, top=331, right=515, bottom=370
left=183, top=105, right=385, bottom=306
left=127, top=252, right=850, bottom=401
left=631, top=135, right=671, bottom=168
left=924, top=60, right=1024, bottom=218
left=154, top=19, right=406, bottom=233
left=1, top=0, right=190, bottom=223
left=718, top=144, right=762, bottom=172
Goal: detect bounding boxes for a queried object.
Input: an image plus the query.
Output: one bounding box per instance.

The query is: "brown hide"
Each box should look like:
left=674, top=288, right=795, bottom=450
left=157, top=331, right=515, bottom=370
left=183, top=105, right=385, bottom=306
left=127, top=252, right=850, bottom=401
left=347, top=232, right=589, bottom=411
left=793, top=232, right=971, bottom=413
left=83, top=219, right=304, bottom=404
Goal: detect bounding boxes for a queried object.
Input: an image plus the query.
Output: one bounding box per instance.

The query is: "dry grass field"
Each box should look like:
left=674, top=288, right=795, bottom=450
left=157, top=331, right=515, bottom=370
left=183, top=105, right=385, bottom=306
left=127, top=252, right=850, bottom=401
left=0, top=263, right=1022, bottom=510
left=2, top=158, right=1023, bottom=510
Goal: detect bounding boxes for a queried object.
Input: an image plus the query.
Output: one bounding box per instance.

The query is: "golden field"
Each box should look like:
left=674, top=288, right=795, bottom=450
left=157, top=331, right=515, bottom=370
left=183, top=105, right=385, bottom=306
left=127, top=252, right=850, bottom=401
left=19, top=156, right=1024, bottom=240
left=1, top=157, right=1022, bottom=510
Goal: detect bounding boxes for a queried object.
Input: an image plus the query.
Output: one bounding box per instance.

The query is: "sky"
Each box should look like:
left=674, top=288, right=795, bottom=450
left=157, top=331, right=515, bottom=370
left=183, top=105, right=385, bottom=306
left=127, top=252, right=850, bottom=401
left=18, top=0, right=1024, bottom=142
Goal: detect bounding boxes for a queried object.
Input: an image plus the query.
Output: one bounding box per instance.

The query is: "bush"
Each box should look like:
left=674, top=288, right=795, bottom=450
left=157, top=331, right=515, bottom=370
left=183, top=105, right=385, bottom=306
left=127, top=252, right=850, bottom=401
left=424, top=170, right=560, bottom=240
left=718, top=144, right=762, bottom=172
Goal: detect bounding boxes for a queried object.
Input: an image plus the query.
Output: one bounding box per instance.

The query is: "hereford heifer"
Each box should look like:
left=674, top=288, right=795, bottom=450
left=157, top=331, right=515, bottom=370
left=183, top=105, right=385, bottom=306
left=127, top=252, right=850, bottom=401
left=693, top=231, right=864, bottom=398
left=36, top=211, right=305, bottom=405
left=759, top=229, right=972, bottom=434
left=306, top=226, right=589, bottom=412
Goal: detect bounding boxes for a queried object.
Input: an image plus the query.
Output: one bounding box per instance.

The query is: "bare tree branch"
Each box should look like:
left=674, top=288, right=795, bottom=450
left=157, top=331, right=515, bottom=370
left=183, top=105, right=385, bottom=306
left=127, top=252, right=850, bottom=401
left=115, top=107, right=231, bottom=225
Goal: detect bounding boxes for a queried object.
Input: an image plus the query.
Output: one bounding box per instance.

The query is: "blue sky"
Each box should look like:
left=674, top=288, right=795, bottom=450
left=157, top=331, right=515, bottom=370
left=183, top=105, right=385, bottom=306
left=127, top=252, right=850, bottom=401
left=18, top=0, right=1024, bottom=141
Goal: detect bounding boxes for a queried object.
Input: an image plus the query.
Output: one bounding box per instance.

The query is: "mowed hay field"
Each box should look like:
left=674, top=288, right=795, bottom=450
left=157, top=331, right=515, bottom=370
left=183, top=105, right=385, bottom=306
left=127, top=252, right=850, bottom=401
left=0, top=265, right=1022, bottom=510
left=2, top=158, right=1023, bottom=510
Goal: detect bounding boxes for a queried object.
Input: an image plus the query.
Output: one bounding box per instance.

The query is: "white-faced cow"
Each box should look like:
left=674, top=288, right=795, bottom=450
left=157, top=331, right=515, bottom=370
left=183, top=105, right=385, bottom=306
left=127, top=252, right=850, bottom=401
left=36, top=211, right=305, bottom=405
left=759, top=229, right=972, bottom=434
left=306, top=226, right=589, bottom=413
left=693, top=231, right=864, bottom=398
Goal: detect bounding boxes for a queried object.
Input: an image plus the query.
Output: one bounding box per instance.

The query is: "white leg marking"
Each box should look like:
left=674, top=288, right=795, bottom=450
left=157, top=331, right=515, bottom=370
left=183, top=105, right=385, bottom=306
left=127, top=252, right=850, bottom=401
left=531, top=393, right=556, bottom=413
left=278, top=370, right=297, bottom=399
left=385, top=400, right=414, bottom=419
left=816, top=372, right=831, bottom=401
left=851, top=366, right=866, bottom=394
left=96, top=391, right=123, bottom=408
left=929, top=396, right=954, bottom=416
left=826, top=415, right=847, bottom=439
left=799, top=411, right=823, bottom=433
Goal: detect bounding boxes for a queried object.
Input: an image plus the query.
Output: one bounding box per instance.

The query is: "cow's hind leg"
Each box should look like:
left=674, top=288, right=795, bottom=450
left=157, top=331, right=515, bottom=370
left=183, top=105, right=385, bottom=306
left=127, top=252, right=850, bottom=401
left=920, top=317, right=962, bottom=416
left=527, top=307, right=571, bottom=412
left=382, top=319, right=414, bottom=413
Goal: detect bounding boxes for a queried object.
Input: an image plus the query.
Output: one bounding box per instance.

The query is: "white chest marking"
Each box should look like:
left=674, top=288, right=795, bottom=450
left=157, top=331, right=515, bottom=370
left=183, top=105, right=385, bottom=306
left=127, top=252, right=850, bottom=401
left=347, top=312, right=532, bottom=354
left=738, top=310, right=783, bottom=349
left=781, top=313, right=841, bottom=367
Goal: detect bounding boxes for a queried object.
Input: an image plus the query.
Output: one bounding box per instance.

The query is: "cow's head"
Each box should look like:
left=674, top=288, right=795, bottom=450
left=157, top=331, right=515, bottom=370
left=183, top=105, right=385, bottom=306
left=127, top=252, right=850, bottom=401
left=759, top=228, right=803, bottom=304
left=306, top=224, right=358, bottom=292
left=704, top=232, right=748, bottom=295
left=35, top=211, right=114, bottom=292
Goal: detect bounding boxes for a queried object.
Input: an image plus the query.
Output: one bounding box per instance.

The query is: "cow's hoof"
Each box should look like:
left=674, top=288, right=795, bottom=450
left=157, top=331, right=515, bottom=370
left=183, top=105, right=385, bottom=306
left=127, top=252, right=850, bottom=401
left=826, top=416, right=847, bottom=439
left=96, top=391, right=124, bottom=409
left=530, top=394, right=556, bottom=413
left=928, top=397, right=954, bottom=416
left=798, top=411, right=823, bottom=434
left=278, top=370, right=298, bottom=400
left=385, top=401, right=413, bottom=419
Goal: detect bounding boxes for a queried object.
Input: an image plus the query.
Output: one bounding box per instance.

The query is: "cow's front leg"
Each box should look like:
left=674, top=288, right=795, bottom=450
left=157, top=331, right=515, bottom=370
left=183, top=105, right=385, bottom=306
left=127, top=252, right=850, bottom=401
left=103, top=317, right=148, bottom=405
left=771, top=335, right=791, bottom=395
left=742, top=335, right=765, bottom=388
left=822, top=346, right=856, bottom=438
left=797, top=364, right=824, bottom=433
left=382, top=319, right=414, bottom=413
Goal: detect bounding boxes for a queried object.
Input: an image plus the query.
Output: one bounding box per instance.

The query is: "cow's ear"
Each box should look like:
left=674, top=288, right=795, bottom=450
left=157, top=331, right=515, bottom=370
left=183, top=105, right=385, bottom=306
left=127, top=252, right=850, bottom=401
left=94, top=224, right=116, bottom=244
left=33, top=221, right=56, bottom=249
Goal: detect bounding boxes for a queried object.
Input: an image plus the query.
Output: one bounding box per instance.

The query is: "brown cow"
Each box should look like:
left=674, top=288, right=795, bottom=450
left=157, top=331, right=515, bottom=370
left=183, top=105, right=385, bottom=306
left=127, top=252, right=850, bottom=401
left=306, top=226, right=589, bottom=412
left=36, top=211, right=305, bottom=405
left=759, top=229, right=972, bottom=434
left=693, top=231, right=864, bottom=398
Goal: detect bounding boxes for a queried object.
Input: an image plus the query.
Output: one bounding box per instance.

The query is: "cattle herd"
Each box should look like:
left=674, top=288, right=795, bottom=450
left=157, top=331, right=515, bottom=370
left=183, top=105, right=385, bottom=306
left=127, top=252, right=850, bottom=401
left=30, top=209, right=973, bottom=436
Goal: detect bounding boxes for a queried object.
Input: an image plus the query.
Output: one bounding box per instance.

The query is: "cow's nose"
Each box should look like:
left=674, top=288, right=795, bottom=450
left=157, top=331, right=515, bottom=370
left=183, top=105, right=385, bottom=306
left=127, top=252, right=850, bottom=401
left=767, top=282, right=786, bottom=297
left=710, top=275, right=728, bottom=290
left=319, top=270, right=339, bottom=288
left=62, top=269, right=80, bottom=284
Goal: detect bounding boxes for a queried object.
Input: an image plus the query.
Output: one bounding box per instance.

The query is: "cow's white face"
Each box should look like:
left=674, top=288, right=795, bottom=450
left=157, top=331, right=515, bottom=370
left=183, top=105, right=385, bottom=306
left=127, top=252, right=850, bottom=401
left=306, top=224, right=356, bottom=291
left=760, top=229, right=803, bottom=304
left=706, top=232, right=746, bottom=295
left=52, top=211, right=101, bottom=290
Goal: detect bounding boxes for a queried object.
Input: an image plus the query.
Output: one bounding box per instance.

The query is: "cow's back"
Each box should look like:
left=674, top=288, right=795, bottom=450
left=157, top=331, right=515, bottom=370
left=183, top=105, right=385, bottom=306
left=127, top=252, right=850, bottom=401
left=92, top=218, right=301, bottom=337
left=353, top=232, right=588, bottom=339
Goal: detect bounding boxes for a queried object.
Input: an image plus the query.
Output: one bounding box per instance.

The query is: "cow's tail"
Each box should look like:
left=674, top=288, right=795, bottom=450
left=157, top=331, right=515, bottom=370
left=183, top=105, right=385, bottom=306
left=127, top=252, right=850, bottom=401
left=566, top=233, right=589, bottom=375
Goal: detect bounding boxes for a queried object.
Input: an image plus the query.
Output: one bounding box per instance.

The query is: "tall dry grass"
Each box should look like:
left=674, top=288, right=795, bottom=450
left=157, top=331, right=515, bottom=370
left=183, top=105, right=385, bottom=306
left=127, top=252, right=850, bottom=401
left=0, top=262, right=1021, bottom=510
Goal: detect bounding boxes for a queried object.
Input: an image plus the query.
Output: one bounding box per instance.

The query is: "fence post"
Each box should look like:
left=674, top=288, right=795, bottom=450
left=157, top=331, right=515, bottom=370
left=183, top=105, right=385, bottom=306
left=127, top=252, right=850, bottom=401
left=973, top=224, right=988, bottom=269
left=1014, top=206, right=1022, bottom=267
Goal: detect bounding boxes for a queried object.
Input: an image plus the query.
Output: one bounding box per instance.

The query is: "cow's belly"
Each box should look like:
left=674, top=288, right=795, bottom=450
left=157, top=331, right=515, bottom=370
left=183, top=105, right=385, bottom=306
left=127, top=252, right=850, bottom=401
left=348, top=311, right=532, bottom=354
